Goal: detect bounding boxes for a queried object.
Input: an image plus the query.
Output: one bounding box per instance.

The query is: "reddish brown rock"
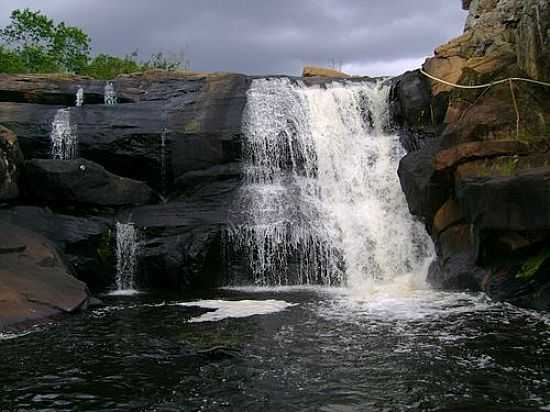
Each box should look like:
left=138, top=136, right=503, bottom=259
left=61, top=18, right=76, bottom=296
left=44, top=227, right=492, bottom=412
left=434, top=140, right=530, bottom=171
left=0, top=223, right=89, bottom=329
left=432, top=199, right=465, bottom=238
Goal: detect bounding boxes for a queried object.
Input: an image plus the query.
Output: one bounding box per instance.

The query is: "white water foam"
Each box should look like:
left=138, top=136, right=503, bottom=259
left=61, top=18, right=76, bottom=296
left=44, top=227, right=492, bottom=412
left=177, top=300, right=297, bottom=323
left=76, top=87, right=84, bottom=107
left=50, top=108, right=78, bottom=160
left=114, top=222, right=139, bottom=294
left=104, top=82, right=118, bottom=105
left=230, top=78, right=433, bottom=289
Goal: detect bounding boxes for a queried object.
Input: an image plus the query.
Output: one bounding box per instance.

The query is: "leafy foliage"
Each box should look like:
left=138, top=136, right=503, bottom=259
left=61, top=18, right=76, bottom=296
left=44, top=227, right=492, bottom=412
left=516, top=248, right=550, bottom=281
left=0, top=8, right=90, bottom=73
left=0, top=9, right=190, bottom=78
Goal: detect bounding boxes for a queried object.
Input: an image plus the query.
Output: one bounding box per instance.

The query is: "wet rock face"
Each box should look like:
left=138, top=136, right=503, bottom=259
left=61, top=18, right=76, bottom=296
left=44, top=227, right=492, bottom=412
left=0, top=72, right=249, bottom=191
left=0, top=71, right=251, bottom=297
left=0, top=126, right=23, bottom=201
left=0, top=223, right=89, bottom=329
left=22, top=158, right=155, bottom=207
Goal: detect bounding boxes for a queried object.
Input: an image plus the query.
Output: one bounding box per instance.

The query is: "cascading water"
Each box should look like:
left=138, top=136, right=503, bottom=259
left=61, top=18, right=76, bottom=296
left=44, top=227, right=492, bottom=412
left=230, top=78, right=433, bottom=288
left=104, top=82, right=118, bottom=105
left=50, top=108, right=79, bottom=160
left=76, top=87, right=84, bottom=107
left=114, top=222, right=139, bottom=293
left=160, top=127, right=168, bottom=195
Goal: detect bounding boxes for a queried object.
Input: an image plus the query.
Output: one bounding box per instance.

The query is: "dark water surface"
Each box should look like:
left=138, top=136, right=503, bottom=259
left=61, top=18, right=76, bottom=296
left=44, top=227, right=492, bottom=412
left=1, top=285, right=550, bottom=411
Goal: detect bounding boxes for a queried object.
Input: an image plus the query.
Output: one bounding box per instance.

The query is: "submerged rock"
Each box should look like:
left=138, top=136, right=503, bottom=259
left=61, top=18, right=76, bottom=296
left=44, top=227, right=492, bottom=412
left=0, top=223, right=89, bottom=329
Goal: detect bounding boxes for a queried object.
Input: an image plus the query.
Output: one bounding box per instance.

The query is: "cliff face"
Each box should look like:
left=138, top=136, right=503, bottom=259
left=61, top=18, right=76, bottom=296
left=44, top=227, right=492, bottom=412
left=397, top=0, right=550, bottom=309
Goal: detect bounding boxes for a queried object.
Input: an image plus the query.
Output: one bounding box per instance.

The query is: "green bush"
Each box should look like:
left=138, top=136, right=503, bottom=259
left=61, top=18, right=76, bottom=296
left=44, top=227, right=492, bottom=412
left=82, top=53, right=142, bottom=80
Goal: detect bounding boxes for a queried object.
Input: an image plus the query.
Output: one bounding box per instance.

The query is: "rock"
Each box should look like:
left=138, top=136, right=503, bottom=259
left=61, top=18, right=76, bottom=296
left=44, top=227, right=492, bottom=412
left=455, top=152, right=550, bottom=180
left=432, top=199, right=465, bottom=238
left=119, top=179, right=240, bottom=290
left=0, top=126, right=23, bottom=201
left=0, top=207, right=113, bottom=290
left=302, top=66, right=350, bottom=78
left=397, top=141, right=452, bottom=224
left=427, top=253, right=486, bottom=291
left=173, top=163, right=241, bottom=195
left=0, top=72, right=249, bottom=192
left=434, top=140, right=530, bottom=171
left=0, top=223, right=89, bottom=329
left=516, top=0, right=550, bottom=82
left=22, top=159, right=155, bottom=207
left=390, top=70, right=438, bottom=143
left=456, top=166, right=550, bottom=232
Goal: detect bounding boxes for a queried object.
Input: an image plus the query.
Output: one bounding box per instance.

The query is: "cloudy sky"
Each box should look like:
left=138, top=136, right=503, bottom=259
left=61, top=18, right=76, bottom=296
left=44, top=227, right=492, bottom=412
left=0, top=1, right=467, bottom=76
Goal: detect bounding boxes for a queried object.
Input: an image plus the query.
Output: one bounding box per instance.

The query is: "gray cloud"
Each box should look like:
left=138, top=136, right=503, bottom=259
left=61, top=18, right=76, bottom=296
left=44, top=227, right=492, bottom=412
left=0, top=0, right=467, bottom=76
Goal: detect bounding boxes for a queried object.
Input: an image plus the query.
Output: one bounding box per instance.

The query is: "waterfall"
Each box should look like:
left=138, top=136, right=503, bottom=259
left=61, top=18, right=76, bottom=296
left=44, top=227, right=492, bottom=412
left=115, top=222, right=139, bottom=293
left=230, top=78, right=432, bottom=288
left=104, top=82, right=118, bottom=105
left=50, top=108, right=79, bottom=160
left=76, top=87, right=84, bottom=107
left=160, top=128, right=168, bottom=195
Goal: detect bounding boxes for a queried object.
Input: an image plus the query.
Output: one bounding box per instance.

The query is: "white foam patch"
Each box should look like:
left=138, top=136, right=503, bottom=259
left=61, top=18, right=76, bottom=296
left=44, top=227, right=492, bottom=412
left=0, top=331, right=33, bottom=341
left=105, top=289, right=143, bottom=297
left=177, top=299, right=297, bottom=323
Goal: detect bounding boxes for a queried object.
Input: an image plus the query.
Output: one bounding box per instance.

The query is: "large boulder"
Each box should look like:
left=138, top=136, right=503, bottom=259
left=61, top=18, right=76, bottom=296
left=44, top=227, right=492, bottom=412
left=0, top=207, right=113, bottom=290
left=456, top=167, right=550, bottom=232
left=397, top=141, right=452, bottom=224
left=22, top=158, right=155, bottom=207
left=0, top=126, right=23, bottom=201
left=0, top=223, right=89, bottom=329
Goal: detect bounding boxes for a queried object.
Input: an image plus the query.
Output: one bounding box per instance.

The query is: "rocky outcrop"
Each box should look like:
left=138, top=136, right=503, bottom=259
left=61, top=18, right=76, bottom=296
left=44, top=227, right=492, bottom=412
left=118, top=178, right=240, bottom=290
left=397, top=0, right=550, bottom=310
left=302, top=66, right=350, bottom=78
left=0, top=72, right=249, bottom=190
left=22, top=159, right=155, bottom=207
left=0, top=126, right=23, bottom=201
left=0, top=70, right=250, bottom=301
left=0, top=207, right=113, bottom=290
left=0, top=222, right=89, bottom=329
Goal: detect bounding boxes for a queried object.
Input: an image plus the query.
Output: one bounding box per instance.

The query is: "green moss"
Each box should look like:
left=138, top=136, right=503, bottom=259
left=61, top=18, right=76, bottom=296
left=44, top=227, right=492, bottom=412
left=183, top=119, right=201, bottom=134
left=495, top=157, right=519, bottom=176
left=97, top=228, right=113, bottom=263
left=516, top=248, right=550, bottom=281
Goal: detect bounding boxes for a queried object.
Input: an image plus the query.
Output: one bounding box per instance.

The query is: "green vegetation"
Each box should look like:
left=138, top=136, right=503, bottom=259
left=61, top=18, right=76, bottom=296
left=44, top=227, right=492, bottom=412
left=516, top=247, right=550, bottom=281
left=0, top=8, right=189, bottom=79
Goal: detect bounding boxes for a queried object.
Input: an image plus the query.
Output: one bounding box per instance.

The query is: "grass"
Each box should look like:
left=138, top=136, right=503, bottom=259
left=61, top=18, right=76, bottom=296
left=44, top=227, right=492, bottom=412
left=516, top=247, right=550, bottom=281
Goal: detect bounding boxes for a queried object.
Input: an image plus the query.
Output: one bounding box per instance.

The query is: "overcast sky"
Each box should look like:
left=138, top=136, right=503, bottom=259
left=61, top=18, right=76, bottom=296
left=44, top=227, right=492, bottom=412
left=0, top=1, right=467, bottom=76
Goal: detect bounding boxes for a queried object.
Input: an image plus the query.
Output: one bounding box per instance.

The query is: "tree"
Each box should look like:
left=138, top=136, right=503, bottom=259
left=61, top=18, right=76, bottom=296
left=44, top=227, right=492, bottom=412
left=0, top=9, right=90, bottom=73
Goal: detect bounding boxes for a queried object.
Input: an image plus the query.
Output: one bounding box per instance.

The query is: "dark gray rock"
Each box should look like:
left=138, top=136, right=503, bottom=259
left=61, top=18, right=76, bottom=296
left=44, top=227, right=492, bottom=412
left=456, top=167, right=550, bottom=232
left=23, top=158, right=155, bottom=207
left=397, top=140, right=452, bottom=225
left=120, top=178, right=240, bottom=290
left=0, top=126, right=23, bottom=201
left=0, top=222, right=89, bottom=329
left=0, top=73, right=249, bottom=193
